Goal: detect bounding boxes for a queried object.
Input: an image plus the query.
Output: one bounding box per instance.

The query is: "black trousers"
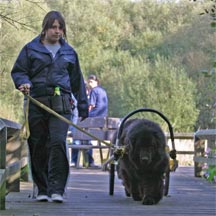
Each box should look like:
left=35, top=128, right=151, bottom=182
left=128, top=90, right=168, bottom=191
left=28, top=101, right=71, bottom=196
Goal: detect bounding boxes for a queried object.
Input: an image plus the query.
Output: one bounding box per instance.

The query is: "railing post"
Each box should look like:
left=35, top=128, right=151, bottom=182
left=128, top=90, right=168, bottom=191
left=194, top=129, right=216, bottom=177
left=194, top=135, right=205, bottom=177
left=0, top=119, right=7, bottom=210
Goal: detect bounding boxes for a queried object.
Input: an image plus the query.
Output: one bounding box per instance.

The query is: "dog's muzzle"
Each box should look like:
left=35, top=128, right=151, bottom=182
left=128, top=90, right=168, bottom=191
left=140, top=151, right=152, bottom=165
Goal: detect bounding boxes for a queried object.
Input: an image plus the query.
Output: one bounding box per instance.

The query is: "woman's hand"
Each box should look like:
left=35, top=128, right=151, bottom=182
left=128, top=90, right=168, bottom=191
left=18, top=84, right=31, bottom=95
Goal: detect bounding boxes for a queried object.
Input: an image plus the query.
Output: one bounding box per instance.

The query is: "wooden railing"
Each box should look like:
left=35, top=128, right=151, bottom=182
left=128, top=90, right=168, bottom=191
left=0, top=118, right=29, bottom=210
left=194, top=129, right=216, bottom=177
left=166, top=132, right=194, bottom=155
left=0, top=119, right=7, bottom=210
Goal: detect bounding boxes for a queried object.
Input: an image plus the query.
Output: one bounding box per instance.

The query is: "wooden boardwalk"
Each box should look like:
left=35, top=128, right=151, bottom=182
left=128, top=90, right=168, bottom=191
left=0, top=166, right=216, bottom=216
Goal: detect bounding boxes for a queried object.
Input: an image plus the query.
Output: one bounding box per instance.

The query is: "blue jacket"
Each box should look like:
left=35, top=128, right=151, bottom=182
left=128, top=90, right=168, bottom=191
left=89, top=86, right=108, bottom=117
left=11, top=36, right=88, bottom=118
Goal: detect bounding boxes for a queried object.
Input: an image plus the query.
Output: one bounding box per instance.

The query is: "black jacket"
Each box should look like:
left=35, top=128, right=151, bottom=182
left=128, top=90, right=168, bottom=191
left=11, top=35, right=88, bottom=118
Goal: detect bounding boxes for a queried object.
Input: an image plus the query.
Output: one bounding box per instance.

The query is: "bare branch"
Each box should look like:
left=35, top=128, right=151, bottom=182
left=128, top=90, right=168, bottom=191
left=0, top=13, right=37, bottom=33
left=25, top=0, right=47, bottom=13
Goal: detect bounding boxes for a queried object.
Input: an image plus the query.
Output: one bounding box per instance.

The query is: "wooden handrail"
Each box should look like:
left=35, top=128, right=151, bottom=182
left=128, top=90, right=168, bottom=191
left=0, top=118, right=25, bottom=210
left=194, top=129, right=216, bottom=177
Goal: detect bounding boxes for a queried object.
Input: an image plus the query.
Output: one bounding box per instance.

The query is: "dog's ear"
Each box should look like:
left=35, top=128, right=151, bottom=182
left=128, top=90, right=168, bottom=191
left=153, top=130, right=166, bottom=149
left=119, top=133, right=125, bottom=144
left=125, top=136, right=134, bottom=153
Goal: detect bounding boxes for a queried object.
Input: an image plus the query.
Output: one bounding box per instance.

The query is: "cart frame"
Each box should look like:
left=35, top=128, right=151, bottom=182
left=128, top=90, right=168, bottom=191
left=108, top=108, right=178, bottom=196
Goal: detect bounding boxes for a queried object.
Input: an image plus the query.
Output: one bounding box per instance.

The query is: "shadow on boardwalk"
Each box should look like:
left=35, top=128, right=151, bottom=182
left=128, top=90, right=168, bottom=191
left=1, top=166, right=216, bottom=216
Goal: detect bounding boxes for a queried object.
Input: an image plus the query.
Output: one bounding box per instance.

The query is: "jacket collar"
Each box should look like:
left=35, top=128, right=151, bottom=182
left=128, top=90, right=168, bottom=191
left=27, top=35, right=72, bottom=53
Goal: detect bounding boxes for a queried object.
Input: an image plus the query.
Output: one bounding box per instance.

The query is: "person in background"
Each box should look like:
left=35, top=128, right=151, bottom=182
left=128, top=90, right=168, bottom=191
left=11, top=11, right=88, bottom=203
left=69, top=82, right=90, bottom=167
left=68, top=94, right=80, bottom=167
left=87, top=74, right=108, bottom=166
left=88, top=74, right=108, bottom=117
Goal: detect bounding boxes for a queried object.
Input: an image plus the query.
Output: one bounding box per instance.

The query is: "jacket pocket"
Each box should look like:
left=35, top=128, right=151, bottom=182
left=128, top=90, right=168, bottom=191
left=51, top=96, right=64, bottom=113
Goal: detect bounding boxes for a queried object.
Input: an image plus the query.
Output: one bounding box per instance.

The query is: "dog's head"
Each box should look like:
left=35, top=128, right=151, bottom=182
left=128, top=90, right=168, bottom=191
left=121, top=119, right=166, bottom=170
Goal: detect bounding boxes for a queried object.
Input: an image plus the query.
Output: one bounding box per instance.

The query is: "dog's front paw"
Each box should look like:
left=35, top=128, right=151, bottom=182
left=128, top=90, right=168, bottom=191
left=142, top=196, right=157, bottom=205
left=124, top=188, right=131, bottom=197
left=132, top=193, right=142, bottom=201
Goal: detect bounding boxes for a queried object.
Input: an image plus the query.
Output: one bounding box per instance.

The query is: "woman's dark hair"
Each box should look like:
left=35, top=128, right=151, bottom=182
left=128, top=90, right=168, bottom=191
left=41, top=11, right=67, bottom=40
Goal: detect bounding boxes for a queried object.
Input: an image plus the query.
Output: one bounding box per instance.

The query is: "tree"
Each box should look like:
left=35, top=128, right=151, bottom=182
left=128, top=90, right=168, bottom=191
left=104, top=54, right=198, bottom=132
left=0, top=0, right=49, bottom=121
left=0, top=0, right=213, bottom=131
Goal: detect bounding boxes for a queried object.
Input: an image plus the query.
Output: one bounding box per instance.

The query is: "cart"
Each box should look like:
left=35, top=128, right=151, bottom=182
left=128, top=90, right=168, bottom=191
left=105, top=108, right=178, bottom=197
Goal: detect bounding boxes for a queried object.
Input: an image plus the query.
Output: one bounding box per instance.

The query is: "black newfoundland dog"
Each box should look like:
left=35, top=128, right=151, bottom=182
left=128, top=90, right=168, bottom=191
left=116, top=118, right=169, bottom=205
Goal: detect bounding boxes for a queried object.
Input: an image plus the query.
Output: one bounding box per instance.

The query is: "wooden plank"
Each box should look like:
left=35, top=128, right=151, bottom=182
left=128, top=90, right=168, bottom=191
left=195, top=129, right=216, bottom=140
left=73, top=129, right=107, bottom=140
left=75, top=117, right=120, bottom=130
left=166, top=132, right=194, bottom=139
left=0, top=118, right=21, bottom=130
left=6, top=161, right=21, bottom=193
left=68, top=144, right=110, bottom=149
left=2, top=167, right=216, bottom=216
left=5, top=129, right=21, bottom=193
left=0, top=120, right=6, bottom=210
left=177, top=151, right=194, bottom=155
left=20, top=157, right=28, bottom=169
left=0, top=169, right=6, bottom=210
left=106, top=118, right=121, bottom=129
left=0, top=124, right=6, bottom=170
left=0, top=126, right=7, bottom=169
left=76, top=117, right=107, bottom=128
left=194, top=156, right=216, bottom=165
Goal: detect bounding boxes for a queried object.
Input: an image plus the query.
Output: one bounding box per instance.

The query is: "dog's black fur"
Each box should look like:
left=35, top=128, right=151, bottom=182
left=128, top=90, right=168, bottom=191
left=115, top=118, right=169, bottom=205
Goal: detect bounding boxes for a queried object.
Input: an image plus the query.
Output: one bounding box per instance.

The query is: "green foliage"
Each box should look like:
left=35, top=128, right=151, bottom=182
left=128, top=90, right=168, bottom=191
left=203, top=147, right=216, bottom=183
left=190, top=0, right=216, bottom=129
left=207, top=166, right=216, bottom=183
left=0, top=0, right=214, bottom=132
left=0, top=0, right=50, bottom=123
left=203, top=167, right=216, bottom=183
left=105, top=54, right=198, bottom=132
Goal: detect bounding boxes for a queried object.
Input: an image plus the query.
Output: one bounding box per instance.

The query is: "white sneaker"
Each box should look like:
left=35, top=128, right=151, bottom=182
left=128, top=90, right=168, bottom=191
left=89, top=162, right=100, bottom=168
left=51, top=193, right=63, bottom=203
left=70, top=162, right=76, bottom=167
left=36, top=195, right=49, bottom=202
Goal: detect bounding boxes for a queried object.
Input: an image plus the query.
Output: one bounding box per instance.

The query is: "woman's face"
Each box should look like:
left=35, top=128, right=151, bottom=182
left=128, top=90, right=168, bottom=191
left=44, top=19, right=63, bottom=44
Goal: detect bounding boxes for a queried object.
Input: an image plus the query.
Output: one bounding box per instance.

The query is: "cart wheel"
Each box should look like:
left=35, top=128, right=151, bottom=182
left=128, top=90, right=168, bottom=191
left=109, top=163, right=115, bottom=195
left=164, top=170, right=170, bottom=196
